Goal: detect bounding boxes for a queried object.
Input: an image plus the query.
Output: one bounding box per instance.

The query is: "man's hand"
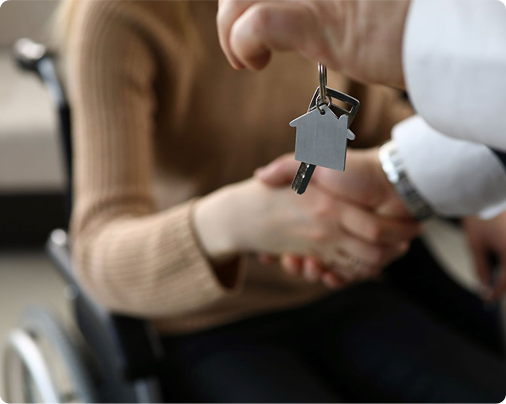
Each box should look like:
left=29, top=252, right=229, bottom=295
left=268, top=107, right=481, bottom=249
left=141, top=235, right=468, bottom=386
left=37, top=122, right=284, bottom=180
left=256, top=149, right=411, bottom=219
left=217, top=0, right=411, bottom=88
left=464, top=213, right=506, bottom=302
left=255, top=150, right=420, bottom=287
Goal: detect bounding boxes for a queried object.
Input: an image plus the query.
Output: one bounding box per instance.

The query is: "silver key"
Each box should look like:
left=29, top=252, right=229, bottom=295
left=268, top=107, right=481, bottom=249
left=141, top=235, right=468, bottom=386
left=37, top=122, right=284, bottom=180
left=290, top=63, right=360, bottom=194
left=291, top=162, right=316, bottom=194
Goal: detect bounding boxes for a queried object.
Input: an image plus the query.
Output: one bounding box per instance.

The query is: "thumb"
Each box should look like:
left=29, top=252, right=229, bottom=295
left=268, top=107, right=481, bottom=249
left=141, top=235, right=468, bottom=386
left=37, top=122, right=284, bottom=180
left=230, top=2, right=322, bottom=70
left=255, top=154, right=299, bottom=187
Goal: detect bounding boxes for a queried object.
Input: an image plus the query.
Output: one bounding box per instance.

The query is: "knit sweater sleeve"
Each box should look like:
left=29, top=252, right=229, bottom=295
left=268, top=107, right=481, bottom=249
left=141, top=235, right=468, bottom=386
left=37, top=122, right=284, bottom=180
left=68, top=1, right=242, bottom=318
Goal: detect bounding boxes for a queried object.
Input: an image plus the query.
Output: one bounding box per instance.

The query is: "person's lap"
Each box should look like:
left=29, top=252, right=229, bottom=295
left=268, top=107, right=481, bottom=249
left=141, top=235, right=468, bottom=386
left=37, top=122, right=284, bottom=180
left=314, top=283, right=506, bottom=402
left=161, top=242, right=506, bottom=403
left=177, top=343, right=339, bottom=403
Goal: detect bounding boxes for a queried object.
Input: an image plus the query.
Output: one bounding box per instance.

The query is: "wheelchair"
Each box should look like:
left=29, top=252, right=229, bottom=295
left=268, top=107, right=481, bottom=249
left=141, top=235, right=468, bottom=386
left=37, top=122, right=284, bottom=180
left=2, top=39, right=166, bottom=404
left=3, top=39, right=506, bottom=404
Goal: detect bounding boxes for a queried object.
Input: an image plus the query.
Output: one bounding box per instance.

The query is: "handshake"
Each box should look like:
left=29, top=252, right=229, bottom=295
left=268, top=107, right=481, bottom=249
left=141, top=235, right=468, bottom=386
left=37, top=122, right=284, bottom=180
left=194, top=148, right=421, bottom=290
left=210, top=0, right=506, bottom=298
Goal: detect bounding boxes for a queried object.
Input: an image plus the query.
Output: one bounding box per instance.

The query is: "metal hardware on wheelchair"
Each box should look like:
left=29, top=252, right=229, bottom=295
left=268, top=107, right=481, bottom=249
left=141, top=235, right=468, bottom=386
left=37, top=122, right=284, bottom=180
left=3, top=39, right=167, bottom=404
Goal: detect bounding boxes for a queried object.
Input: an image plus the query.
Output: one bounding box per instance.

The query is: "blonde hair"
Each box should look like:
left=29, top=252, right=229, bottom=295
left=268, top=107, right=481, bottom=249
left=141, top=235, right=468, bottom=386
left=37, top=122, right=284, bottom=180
left=51, top=0, right=80, bottom=49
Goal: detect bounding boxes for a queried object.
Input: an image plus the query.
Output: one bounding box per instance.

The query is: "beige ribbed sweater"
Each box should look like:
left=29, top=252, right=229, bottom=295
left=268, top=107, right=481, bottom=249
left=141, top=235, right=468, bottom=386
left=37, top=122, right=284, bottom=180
left=67, top=0, right=413, bottom=335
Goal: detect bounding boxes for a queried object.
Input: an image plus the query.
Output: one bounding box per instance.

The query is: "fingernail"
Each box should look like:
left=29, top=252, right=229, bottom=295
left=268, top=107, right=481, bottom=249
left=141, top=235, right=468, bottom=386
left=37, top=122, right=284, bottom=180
left=304, top=262, right=319, bottom=282
left=283, top=259, right=298, bottom=275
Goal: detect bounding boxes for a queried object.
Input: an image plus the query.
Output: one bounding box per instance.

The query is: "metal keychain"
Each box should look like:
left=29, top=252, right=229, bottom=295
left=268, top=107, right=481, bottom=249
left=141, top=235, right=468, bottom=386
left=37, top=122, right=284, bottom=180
left=290, top=63, right=360, bottom=194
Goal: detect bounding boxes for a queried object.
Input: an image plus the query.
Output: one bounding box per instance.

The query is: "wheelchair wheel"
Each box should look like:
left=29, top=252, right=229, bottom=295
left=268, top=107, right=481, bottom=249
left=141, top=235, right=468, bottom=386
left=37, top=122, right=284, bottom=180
left=3, top=306, right=97, bottom=403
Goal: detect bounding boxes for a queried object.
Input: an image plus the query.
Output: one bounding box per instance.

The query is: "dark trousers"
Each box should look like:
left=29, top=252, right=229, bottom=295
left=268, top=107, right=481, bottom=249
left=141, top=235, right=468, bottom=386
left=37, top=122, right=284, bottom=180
left=161, top=240, right=506, bottom=403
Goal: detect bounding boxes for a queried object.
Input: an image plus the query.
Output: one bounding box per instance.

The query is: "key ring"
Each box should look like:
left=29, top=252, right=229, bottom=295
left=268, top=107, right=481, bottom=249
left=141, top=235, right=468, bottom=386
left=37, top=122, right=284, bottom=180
left=319, top=63, right=326, bottom=101
left=309, top=87, right=360, bottom=126
left=317, top=63, right=331, bottom=109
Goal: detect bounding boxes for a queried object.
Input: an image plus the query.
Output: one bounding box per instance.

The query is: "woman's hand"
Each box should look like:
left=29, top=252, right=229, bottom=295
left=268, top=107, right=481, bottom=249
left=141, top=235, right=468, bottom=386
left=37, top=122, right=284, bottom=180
left=258, top=252, right=382, bottom=290
left=253, top=150, right=421, bottom=288
left=194, top=172, right=419, bottom=287
left=217, top=0, right=410, bottom=88
left=464, top=213, right=506, bottom=302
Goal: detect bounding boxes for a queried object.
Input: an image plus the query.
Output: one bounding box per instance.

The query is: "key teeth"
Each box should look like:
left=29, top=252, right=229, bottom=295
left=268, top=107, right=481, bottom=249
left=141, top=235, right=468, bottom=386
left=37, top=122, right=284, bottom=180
left=291, top=179, right=306, bottom=194
left=291, top=162, right=315, bottom=195
left=295, top=186, right=307, bottom=195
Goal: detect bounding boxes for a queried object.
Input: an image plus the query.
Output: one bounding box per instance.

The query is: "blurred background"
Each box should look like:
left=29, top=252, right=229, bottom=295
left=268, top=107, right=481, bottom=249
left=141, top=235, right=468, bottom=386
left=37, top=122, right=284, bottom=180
left=0, top=0, right=64, bottom=245
left=0, top=0, right=504, bottom=402
left=0, top=0, right=71, bottom=398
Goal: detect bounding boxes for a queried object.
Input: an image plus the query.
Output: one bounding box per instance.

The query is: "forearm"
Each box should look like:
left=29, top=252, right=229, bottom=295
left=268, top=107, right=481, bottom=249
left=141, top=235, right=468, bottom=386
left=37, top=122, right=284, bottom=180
left=193, top=184, right=240, bottom=265
left=72, top=198, right=244, bottom=318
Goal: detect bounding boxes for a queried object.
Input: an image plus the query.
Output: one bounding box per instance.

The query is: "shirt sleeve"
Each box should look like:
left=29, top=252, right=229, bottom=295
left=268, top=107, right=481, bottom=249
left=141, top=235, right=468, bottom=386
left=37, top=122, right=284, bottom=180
left=393, top=116, right=506, bottom=219
left=403, top=0, right=506, bottom=150
left=68, top=1, right=243, bottom=319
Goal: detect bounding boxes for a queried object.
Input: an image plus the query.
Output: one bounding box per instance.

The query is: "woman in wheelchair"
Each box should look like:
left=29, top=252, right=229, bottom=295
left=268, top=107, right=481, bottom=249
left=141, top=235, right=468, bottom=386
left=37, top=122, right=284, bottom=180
left=61, top=0, right=506, bottom=402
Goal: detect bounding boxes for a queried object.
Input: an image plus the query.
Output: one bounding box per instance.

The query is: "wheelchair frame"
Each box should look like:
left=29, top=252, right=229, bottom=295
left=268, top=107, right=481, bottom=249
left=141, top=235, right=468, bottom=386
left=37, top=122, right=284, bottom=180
left=3, top=38, right=168, bottom=403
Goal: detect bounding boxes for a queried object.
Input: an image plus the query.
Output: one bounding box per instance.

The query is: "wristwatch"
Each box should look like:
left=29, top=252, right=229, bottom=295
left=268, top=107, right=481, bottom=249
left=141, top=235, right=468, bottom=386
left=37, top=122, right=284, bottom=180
left=378, top=141, right=434, bottom=220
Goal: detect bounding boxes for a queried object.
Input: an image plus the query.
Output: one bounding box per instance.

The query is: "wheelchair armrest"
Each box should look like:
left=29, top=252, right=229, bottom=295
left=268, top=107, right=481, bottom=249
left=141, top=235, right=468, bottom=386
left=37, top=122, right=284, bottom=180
left=46, top=230, right=78, bottom=287
left=14, top=39, right=73, bottom=218
left=13, top=38, right=49, bottom=74
left=13, top=38, right=66, bottom=109
left=46, top=230, right=166, bottom=381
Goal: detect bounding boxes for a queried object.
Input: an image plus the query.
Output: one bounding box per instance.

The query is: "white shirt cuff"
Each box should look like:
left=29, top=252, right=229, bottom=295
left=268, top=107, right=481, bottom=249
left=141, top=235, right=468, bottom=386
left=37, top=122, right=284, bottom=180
left=393, top=116, right=506, bottom=219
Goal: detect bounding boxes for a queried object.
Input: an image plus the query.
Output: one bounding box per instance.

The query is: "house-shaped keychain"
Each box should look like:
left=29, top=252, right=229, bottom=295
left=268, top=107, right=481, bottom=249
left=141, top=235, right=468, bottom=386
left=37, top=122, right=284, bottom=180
left=290, top=103, right=356, bottom=171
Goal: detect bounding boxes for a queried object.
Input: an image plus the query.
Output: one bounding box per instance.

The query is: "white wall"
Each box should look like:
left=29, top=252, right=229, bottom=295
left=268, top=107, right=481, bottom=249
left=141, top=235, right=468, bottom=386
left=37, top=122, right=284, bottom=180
left=0, top=0, right=59, bottom=47
left=0, top=0, right=64, bottom=193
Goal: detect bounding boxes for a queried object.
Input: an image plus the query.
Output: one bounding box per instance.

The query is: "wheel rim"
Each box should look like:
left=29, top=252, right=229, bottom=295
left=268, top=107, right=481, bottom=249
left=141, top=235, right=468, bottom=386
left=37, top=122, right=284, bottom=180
left=4, top=330, right=60, bottom=403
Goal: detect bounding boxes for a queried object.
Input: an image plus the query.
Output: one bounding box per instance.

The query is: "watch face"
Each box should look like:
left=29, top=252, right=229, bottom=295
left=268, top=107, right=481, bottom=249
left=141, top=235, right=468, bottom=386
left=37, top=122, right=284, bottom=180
left=379, top=143, right=432, bottom=221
